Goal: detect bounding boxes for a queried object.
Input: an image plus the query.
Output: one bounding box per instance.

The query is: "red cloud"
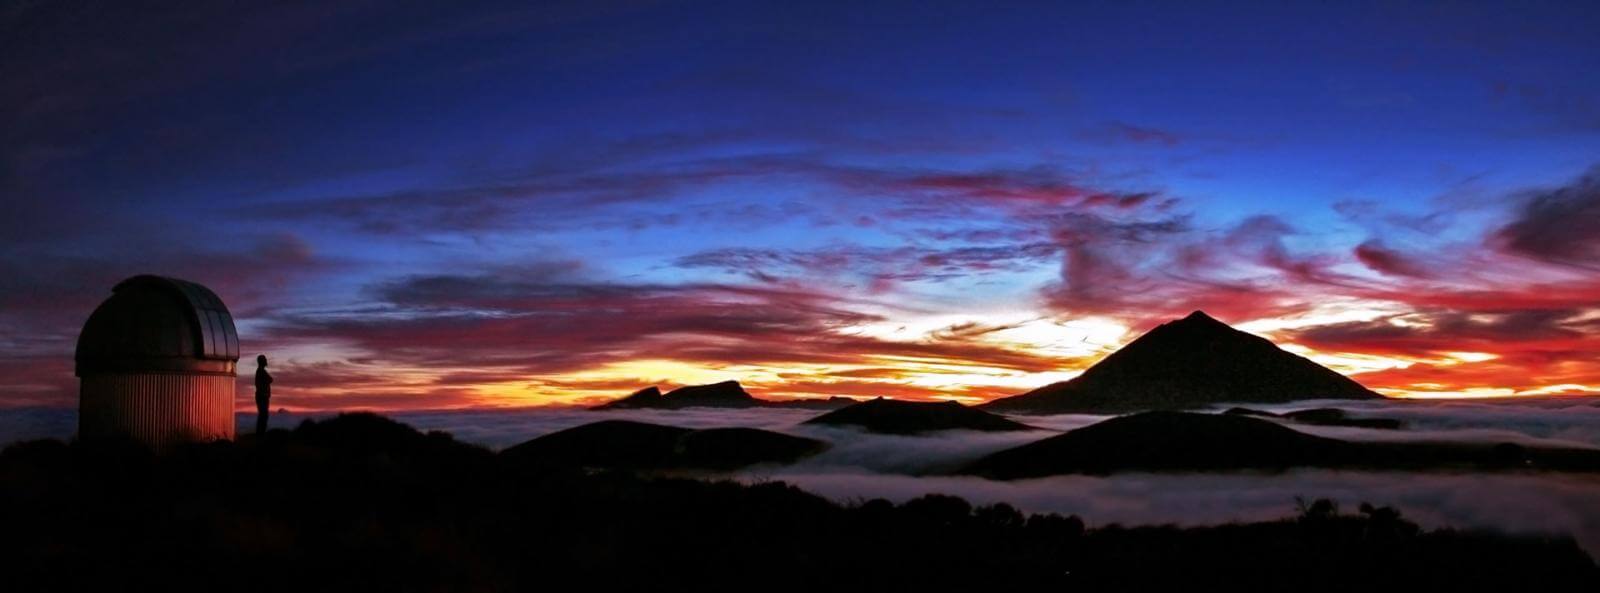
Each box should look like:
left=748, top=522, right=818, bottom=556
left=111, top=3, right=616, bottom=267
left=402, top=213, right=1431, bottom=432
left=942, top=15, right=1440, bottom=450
left=251, top=268, right=1079, bottom=407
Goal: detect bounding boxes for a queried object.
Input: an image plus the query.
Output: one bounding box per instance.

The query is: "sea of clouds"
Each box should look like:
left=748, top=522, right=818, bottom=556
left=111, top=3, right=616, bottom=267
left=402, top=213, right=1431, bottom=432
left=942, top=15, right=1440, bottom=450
left=4, top=397, right=1599, bottom=553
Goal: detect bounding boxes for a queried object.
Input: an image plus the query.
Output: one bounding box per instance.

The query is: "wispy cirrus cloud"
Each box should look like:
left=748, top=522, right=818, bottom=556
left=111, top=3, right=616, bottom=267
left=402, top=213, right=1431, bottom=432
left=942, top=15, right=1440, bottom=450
left=1082, top=121, right=1184, bottom=147
left=674, top=242, right=1060, bottom=287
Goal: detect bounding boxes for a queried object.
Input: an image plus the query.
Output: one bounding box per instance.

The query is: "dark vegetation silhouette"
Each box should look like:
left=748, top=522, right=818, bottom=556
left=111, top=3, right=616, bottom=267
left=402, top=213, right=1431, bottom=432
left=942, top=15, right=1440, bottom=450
left=591, top=380, right=856, bottom=410
left=1225, top=406, right=1405, bottom=429
left=501, top=419, right=826, bottom=471
left=983, top=311, right=1380, bottom=413
left=1, top=413, right=1594, bottom=591
left=965, top=411, right=1600, bottom=478
left=803, top=397, right=1034, bottom=434
left=253, top=354, right=272, bottom=434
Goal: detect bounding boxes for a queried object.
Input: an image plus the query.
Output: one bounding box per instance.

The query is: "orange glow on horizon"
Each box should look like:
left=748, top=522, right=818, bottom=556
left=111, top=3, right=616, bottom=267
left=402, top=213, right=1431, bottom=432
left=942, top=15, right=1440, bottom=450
left=258, top=309, right=1600, bottom=410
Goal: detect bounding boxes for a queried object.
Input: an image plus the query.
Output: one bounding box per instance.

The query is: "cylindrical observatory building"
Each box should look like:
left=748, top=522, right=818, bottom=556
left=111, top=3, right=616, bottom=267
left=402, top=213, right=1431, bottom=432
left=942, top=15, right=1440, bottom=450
left=76, top=275, right=240, bottom=448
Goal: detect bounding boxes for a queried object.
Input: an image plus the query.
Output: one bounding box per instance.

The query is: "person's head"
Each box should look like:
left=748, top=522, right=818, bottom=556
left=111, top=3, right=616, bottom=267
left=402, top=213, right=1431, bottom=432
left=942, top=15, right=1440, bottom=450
left=257, top=354, right=267, bottom=367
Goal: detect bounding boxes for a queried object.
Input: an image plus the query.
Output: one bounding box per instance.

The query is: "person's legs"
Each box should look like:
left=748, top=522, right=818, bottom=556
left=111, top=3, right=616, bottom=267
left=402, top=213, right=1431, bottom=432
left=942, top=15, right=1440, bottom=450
left=256, top=402, right=268, bottom=434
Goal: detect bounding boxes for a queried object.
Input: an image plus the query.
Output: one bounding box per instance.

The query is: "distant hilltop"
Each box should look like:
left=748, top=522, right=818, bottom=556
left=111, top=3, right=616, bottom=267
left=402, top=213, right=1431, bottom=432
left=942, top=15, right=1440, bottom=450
left=803, top=397, right=1033, bottom=434
left=590, top=380, right=856, bottom=411
left=982, top=311, right=1380, bottom=414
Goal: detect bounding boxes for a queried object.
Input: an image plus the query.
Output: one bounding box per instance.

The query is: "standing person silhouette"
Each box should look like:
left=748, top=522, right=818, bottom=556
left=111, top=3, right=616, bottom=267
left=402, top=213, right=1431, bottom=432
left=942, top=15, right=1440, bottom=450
left=255, top=355, right=273, bottom=434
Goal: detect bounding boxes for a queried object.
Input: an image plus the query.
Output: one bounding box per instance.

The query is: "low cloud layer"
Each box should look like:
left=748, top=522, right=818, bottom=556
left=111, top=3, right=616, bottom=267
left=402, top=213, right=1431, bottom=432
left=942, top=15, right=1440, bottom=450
left=7, top=397, right=1599, bottom=556
left=324, top=397, right=1600, bottom=556
left=11, top=396, right=1598, bottom=452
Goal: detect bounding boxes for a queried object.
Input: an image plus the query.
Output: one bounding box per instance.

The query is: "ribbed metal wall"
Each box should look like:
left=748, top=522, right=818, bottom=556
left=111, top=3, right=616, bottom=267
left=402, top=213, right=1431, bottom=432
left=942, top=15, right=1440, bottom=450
left=79, top=373, right=235, bottom=449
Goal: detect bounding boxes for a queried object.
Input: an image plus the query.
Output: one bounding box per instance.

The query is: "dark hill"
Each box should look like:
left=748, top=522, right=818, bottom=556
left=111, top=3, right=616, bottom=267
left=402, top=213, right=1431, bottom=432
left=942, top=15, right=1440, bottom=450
left=982, top=311, right=1381, bottom=414
left=967, top=411, right=1345, bottom=477
left=501, top=419, right=826, bottom=471
left=803, top=397, right=1034, bottom=434
left=964, top=411, right=1600, bottom=479
left=1224, top=406, right=1404, bottom=429
left=590, top=381, right=856, bottom=410
left=289, top=412, right=486, bottom=462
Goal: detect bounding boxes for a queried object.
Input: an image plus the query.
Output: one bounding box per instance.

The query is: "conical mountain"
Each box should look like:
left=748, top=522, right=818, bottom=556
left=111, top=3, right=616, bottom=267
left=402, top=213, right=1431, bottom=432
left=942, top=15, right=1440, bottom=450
left=982, top=311, right=1380, bottom=414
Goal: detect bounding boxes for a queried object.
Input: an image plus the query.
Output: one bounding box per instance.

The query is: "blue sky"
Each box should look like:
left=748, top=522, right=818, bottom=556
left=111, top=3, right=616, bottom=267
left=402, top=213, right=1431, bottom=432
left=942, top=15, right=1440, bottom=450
left=3, top=1, right=1599, bottom=408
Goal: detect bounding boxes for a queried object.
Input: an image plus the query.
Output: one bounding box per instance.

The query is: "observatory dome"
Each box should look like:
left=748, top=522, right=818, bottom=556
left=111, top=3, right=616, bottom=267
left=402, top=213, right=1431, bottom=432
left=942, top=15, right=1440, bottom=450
left=76, top=275, right=240, bottom=447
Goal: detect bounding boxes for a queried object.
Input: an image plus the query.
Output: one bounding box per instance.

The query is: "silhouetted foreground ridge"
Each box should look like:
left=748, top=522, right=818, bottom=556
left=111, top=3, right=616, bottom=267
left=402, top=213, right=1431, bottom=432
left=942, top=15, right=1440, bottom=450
left=984, top=311, right=1380, bottom=413
left=1, top=413, right=1594, bottom=592
left=803, top=397, right=1033, bottom=434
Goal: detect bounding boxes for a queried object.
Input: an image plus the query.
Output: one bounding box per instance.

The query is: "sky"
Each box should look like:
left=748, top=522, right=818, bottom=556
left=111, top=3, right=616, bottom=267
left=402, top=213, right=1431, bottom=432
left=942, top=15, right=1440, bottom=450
left=2, top=0, right=1599, bottom=410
